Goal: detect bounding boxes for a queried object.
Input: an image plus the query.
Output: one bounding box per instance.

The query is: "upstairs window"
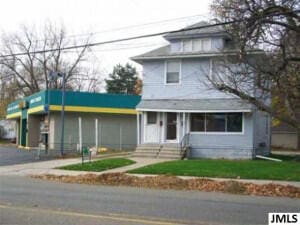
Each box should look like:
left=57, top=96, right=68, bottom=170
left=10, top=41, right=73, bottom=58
left=183, top=40, right=192, bottom=52
left=192, top=39, right=202, bottom=51
left=201, top=38, right=211, bottom=51
left=166, top=61, right=180, bottom=84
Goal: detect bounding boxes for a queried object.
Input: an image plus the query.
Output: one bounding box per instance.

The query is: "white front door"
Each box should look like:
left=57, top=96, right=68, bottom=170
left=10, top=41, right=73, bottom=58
left=145, top=112, right=159, bottom=143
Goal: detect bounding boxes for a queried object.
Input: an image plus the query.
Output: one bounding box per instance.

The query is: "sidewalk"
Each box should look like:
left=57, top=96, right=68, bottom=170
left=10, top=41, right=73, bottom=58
left=0, top=155, right=171, bottom=177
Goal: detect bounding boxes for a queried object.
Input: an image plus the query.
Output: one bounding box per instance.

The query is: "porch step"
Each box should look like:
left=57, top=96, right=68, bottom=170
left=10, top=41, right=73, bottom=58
left=132, top=144, right=160, bottom=158
left=158, top=151, right=181, bottom=159
left=132, top=153, right=158, bottom=158
left=133, top=144, right=183, bottom=159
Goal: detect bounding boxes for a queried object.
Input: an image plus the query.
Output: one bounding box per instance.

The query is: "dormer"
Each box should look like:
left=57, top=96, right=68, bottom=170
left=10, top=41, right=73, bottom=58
left=165, top=21, right=231, bottom=53
left=131, top=21, right=235, bottom=63
left=170, top=38, right=216, bottom=53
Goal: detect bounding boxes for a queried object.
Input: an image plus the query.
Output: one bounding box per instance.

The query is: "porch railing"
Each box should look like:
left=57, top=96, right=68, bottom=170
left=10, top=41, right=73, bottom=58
left=180, top=133, right=190, bottom=159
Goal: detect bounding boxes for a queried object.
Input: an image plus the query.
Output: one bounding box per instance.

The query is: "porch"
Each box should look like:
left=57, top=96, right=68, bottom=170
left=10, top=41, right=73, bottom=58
left=135, top=99, right=258, bottom=159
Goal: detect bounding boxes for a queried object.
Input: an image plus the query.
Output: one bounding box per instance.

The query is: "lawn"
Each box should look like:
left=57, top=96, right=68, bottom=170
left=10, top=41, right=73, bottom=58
left=129, top=155, right=300, bottom=181
left=59, top=158, right=135, bottom=172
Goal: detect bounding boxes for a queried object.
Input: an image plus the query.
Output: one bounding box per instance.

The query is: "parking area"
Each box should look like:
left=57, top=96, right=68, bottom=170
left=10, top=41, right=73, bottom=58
left=0, top=146, right=55, bottom=166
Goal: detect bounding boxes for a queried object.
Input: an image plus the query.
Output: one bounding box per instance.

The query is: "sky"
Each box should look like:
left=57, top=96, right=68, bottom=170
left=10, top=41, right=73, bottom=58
left=0, top=0, right=212, bottom=85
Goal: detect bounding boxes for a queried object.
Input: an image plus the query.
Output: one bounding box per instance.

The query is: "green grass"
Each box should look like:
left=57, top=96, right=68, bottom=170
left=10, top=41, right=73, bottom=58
left=128, top=156, right=300, bottom=181
left=59, top=158, right=135, bottom=172
left=0, top=139, right=11, bottom=144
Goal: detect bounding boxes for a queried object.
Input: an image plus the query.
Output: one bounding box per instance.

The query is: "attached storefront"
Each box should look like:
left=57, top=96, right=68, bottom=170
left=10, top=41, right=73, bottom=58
left=6, top=90, right=141, bottom=150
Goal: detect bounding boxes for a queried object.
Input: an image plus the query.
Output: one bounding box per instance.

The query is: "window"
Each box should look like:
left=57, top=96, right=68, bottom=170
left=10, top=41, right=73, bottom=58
left=206, top=113, right=226, bottom=132
left=170, top=41, right=182, bottom=52
left=147, top=112, right=157, bottom=124
left=190, top=114, right=205, bottom=132
left=202, top=38, right=211, bottom=51
left=190, top=113, right=243, bottom=133
left=183, top=40, right=192, bottom=52
left=195, top=38, right=212, bottom=52
left=227, top=113, right=243, bottom=132
left=166, top=61, right=180, bottom=84
left=192, top=39, right=202, bottom=51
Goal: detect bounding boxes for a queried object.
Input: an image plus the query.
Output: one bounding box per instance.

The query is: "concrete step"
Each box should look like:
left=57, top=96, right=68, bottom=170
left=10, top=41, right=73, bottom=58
left=159, top=150, right=181, bottom=155
left=134, top=150, right=158, bottom=154
left=136, top=147, right=160, bottom=151
left=161, top=147, right=181, bottom=151
left=132, top=152, right=158, bottom=158
left=138, top=144, right=161, bottom=147
left=157, top=154, right=181, bottom=159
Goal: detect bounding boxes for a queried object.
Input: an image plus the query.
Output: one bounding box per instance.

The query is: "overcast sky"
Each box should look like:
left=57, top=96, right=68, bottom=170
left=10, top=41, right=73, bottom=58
left=0, top=0, right=211, bottom=80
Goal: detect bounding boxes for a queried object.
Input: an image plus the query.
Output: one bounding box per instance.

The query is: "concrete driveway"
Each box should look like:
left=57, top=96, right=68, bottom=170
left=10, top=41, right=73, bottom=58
left=0, top=146, right=55, bottom=166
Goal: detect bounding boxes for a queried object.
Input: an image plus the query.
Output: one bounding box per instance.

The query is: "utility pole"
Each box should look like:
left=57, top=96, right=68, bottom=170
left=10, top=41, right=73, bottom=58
left=48, top=71, right=66, bottom=156
left=60, top=72, right=66, bottom=156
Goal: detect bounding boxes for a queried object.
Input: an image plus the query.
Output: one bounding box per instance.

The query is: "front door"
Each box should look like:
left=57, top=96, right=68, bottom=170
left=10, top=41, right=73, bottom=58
left=166, top=113, right=177, bottom=142
left=145, top=112, right=159, bottom=143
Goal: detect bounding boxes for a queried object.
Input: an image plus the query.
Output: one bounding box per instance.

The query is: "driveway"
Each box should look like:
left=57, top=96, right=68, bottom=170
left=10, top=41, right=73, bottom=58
left=0, top=146, right=55, bottom=166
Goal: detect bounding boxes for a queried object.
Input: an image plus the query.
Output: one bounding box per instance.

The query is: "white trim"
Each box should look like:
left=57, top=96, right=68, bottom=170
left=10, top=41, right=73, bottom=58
left=131, top=50, right=264, bottom=61
left=143, top=112, right=146, bottom=143
left=137, top=108, right=252, bottom=113
left=137, top=113, right=140, bottom=145
left=164, top=60, right=181, bottom=85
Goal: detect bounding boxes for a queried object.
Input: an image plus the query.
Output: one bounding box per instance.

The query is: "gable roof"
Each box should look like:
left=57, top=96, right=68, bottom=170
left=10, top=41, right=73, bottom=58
left=164, top=21, right=228, bottom=40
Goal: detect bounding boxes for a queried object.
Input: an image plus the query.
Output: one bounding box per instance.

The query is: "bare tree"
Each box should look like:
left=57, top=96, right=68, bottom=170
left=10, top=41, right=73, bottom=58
left=208, top=0, right=300, bottom=149
left=0, top=22, right=102, bottom=96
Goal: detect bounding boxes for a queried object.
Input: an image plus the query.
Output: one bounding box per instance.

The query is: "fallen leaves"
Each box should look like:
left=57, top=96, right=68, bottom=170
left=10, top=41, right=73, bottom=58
left=31, top=173, right=300, bottom=198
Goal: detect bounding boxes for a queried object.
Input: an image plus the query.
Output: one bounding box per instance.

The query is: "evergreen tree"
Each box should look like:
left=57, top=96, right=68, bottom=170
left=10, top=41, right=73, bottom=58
left=105, top=63, right=138, bottom=94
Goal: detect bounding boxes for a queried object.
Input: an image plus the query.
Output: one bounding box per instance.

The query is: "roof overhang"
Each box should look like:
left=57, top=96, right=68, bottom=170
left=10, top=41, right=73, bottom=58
left=131, top=50, right=264, bottom=62
left=136, top=99, right=253, bottom=113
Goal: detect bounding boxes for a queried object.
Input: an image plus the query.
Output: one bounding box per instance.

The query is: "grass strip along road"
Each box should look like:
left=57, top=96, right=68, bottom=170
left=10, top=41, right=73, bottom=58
left=59, top=158, right=135, bottom=172
left=129, top=155, right=300, bottom=181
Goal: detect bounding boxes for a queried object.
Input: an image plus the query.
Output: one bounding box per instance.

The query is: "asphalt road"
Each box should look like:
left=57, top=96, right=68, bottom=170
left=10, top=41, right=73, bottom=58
left=0, top=146, right=55, bottom=166
left=0, top=176, right=299, bottom=225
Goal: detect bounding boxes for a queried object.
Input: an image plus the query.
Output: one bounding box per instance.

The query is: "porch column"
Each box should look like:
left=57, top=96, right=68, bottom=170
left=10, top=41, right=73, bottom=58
left=183, top=112, right=186, bottom=138
left=137, top=112, right=140, bottom=145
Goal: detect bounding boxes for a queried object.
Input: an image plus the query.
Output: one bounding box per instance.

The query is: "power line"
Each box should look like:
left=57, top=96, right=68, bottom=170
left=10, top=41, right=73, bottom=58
left=65, top=14, right=208, bottom=39
left=0, top=20, right=235, bottom=58
left=16, top=14, right=207, bottom=44
left=1, top=9, right=298, bottom=59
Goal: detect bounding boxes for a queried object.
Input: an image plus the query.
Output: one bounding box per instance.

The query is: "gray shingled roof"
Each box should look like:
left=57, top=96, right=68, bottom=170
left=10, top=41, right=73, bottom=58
left=131, top=47, right=263, bottom=62
left=136, top=99, right=253, bottom=112
left=164, top=21, right=227, bottom=40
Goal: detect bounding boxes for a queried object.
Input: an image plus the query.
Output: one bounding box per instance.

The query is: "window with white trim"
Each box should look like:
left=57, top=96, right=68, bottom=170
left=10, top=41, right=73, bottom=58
left=147, top=112, right=157, bottom=124
left=190, top=113, right=243, bottom=133
left=166, top=61, right=180, bottom=84
left=183, top=40, right=192, bottom=52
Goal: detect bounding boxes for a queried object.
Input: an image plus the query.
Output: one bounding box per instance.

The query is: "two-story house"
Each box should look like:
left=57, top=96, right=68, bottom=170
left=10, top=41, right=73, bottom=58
left=131, top=21, right=271, bottom=159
